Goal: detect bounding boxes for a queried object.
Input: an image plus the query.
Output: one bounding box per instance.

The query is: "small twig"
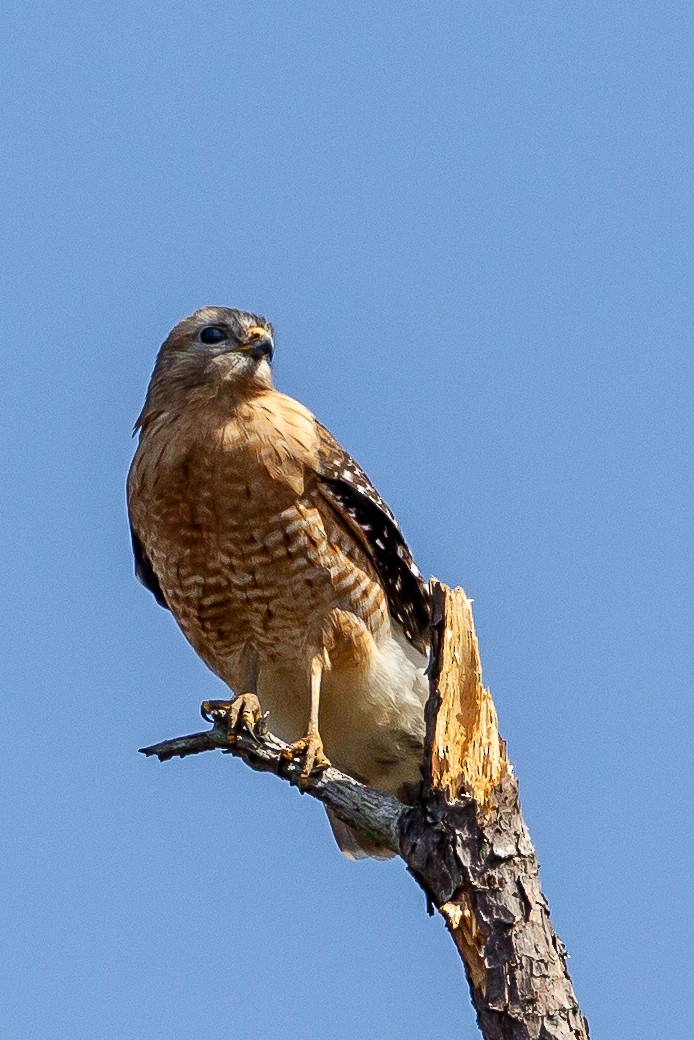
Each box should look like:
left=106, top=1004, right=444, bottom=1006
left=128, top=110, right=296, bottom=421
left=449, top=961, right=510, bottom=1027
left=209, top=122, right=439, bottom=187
left=139, top=711, right=404, bottom=855
left=139, top=729, right=219, bottom=760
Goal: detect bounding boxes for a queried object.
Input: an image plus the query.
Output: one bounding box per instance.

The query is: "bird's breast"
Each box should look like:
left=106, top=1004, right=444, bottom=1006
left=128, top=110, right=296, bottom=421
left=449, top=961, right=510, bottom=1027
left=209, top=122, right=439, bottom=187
left=128, top=409, right=390, bottom=680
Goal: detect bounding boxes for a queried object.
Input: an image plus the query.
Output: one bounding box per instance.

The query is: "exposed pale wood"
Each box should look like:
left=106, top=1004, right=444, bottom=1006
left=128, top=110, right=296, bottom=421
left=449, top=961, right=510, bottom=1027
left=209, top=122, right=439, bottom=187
left=426, top=583, right=507, bottom=806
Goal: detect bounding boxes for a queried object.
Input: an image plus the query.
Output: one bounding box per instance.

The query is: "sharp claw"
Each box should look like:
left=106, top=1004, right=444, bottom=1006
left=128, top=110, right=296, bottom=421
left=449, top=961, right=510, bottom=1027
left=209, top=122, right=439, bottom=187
left=278, top=734, right=330, bottom=785
left=241, top=720, right=260, bottom=744
left=300, top=755, right=315, bottom=782
left=200, top=694, right=266, bottom=745
left=201, top=700, right=233, bottom=724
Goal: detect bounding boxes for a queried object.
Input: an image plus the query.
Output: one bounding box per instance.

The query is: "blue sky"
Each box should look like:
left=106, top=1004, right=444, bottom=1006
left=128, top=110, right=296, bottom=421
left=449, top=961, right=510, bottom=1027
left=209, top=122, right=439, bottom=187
left=2, top=2, right=692, bottom=1037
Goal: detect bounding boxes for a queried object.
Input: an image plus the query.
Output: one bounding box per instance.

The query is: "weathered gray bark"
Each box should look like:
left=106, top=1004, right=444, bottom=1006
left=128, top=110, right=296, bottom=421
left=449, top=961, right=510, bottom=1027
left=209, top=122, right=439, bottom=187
left=141, top=718, right=404, bottom=854
left=140, top=580, right=589, bottom=1040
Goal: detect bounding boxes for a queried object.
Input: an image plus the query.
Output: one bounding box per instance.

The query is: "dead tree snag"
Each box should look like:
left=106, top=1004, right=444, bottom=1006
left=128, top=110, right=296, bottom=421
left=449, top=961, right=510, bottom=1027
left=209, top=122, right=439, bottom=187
left=141, top=580, right=589, bottom=1040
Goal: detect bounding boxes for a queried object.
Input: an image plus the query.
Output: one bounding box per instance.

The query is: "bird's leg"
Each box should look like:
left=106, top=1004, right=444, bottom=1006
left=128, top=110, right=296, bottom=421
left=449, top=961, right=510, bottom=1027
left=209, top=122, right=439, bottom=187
left=201, top=651, right=266, bottom=743
left=280, top=653, right=331, bottom=785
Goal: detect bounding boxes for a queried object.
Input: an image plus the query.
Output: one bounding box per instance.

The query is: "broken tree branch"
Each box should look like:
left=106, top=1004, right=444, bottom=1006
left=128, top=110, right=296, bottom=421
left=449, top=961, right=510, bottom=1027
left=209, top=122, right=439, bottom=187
left=140, top=580, right=589, bottom=1040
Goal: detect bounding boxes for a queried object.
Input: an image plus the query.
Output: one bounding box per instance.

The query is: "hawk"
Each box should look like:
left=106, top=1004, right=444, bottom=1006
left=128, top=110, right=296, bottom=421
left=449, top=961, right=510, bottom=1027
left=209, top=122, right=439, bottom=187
left=128, top=307, right=430, bottom=858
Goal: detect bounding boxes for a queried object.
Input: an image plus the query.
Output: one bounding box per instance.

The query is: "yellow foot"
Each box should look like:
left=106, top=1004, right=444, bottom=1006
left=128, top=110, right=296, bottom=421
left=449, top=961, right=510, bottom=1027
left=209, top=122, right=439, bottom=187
left=280, top=730, right=331, bottom=785
left=200, top=693, right=265, bottom=743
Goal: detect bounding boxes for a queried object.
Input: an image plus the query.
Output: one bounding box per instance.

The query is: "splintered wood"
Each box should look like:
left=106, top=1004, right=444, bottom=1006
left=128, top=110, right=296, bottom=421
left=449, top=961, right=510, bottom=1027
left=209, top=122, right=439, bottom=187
left=427, top=582, right=507, bottom=807
left=439, top=891, right=486, bottom=992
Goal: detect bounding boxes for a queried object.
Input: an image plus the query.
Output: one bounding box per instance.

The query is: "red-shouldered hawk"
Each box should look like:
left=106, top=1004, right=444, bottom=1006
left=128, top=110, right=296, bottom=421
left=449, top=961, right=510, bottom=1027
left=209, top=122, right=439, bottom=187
left=128, top=307, right=430, bottom=858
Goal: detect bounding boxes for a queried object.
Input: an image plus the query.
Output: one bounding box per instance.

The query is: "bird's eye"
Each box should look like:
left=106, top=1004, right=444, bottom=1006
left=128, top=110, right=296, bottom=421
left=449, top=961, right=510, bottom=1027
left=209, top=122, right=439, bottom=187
left=200, top=326, right=228, bottom=345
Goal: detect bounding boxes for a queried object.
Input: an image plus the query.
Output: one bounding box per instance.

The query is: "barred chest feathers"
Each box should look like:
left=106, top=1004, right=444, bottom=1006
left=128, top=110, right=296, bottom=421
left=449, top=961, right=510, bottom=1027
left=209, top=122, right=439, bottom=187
left=128, top=391, right=393, bottom=677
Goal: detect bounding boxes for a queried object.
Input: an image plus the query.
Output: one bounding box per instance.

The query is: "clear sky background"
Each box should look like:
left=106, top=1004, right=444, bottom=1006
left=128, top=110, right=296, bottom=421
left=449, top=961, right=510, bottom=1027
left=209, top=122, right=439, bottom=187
left=2, top=3, right=692, bottom=1038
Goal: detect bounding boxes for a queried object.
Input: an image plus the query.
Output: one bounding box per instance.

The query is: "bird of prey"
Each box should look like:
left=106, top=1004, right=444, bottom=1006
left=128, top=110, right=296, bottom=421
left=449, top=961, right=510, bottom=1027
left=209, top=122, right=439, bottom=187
left=128, top=307, right=430, bottom=858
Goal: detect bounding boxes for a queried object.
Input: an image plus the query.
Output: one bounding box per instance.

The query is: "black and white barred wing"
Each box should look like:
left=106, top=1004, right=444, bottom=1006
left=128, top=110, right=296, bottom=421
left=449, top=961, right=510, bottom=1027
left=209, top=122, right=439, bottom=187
left=314, top=421, right=430, bottom=653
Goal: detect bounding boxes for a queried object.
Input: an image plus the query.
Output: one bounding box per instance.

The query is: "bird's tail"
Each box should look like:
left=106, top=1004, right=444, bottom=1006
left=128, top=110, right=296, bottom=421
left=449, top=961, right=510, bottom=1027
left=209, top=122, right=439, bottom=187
left=325, top=806, right=396, bottom=860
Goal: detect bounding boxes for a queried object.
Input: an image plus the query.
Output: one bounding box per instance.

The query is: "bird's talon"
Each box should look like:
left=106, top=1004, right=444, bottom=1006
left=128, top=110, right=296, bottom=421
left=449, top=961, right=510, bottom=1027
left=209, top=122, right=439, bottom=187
left=201, top=699, right=232, bottom=724
left=281, top=733, right=330, bottom=785
left=199, top=694, right=263, bottom=743
left=240, top=720, right=260, bottom=743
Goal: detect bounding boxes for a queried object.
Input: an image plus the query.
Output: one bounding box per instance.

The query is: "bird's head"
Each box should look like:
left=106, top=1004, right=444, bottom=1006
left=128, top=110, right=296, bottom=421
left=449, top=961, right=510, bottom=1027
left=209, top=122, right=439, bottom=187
left=137, top=307, right=276, bottom=426
left=161, top=306, right=274, bottom=384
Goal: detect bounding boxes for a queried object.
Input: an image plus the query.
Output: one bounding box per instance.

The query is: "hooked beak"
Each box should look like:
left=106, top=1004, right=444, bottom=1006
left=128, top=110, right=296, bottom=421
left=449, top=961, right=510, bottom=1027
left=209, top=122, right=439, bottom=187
left=242, top=327, right=274, bottom=362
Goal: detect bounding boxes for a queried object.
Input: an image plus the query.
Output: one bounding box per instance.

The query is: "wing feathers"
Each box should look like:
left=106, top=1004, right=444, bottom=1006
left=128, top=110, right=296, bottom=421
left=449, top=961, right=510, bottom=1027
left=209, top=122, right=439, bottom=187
left=315, top=422, right=430, bottom=652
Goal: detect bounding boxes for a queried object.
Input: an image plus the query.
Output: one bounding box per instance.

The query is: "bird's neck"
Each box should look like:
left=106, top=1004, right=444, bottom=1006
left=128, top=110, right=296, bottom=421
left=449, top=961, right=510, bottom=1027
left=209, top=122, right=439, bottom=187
left=135, top=359, right=272, bottom=435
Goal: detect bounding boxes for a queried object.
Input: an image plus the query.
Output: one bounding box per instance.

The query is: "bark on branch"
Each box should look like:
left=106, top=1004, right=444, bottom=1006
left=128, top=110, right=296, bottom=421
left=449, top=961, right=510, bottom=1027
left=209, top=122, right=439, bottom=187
left=140, top=716, right=404, bottom=854
left=140, top=580, right=589, bottom=1040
